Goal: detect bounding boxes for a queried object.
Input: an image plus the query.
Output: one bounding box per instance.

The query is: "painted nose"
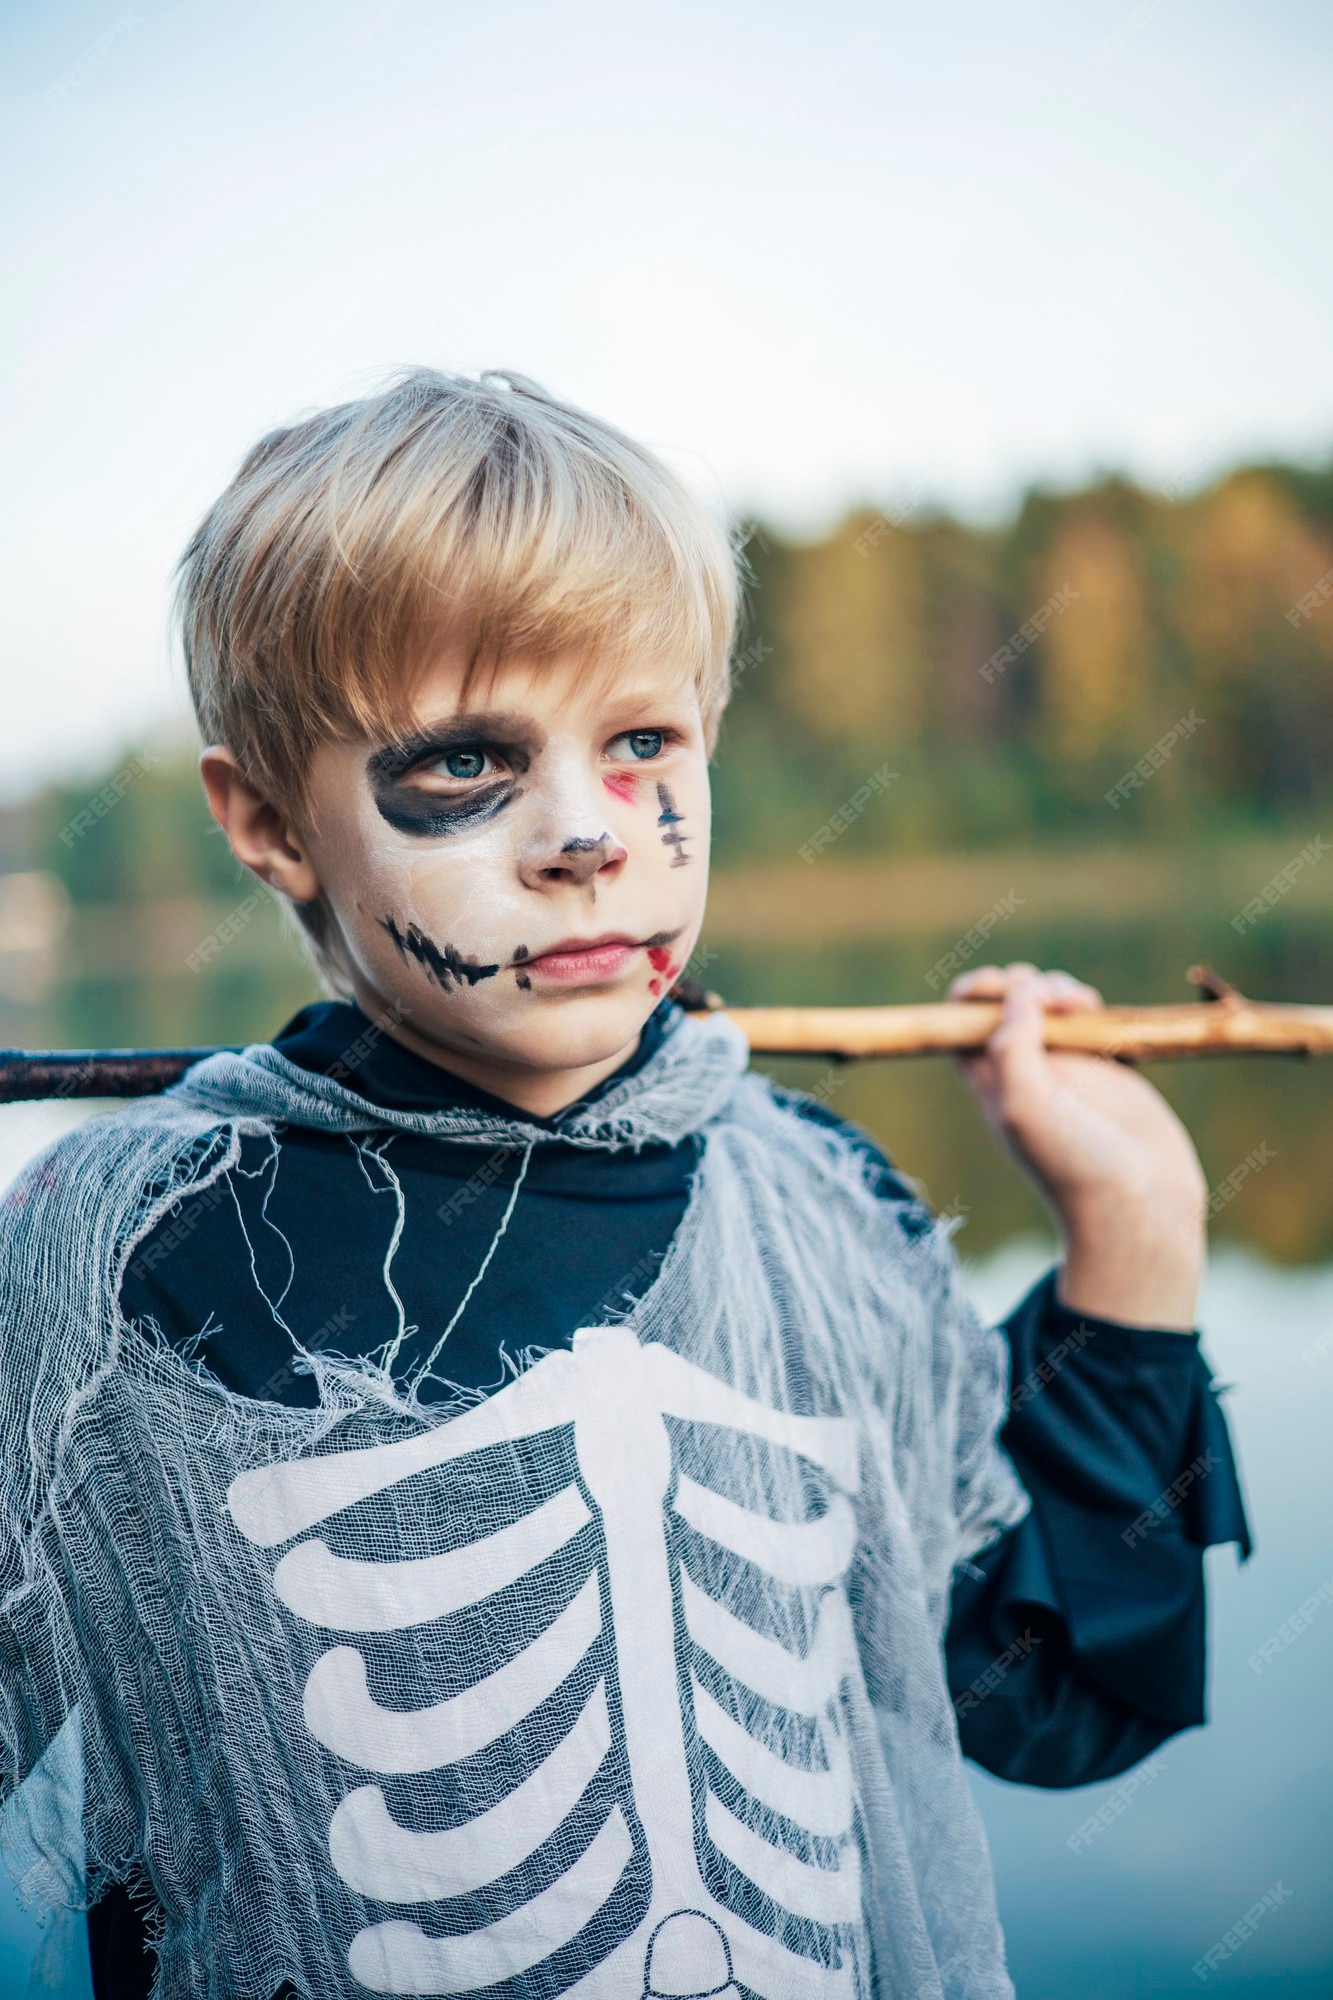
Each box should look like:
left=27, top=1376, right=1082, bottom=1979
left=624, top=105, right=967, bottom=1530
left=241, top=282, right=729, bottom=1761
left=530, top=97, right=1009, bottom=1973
left=560, top=831, right=626, bottom=884
left=520, top=826, right=628, bottom=889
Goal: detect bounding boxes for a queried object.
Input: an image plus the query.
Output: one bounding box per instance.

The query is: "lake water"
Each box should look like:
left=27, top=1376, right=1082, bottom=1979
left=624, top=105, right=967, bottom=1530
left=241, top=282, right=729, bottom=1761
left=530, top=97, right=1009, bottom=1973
left=1, top=1120, right=1330, bottom=1996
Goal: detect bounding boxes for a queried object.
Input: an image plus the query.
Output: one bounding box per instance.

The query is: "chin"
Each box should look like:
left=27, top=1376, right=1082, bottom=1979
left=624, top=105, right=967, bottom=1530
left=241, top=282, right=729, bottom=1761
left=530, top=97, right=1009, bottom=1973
left=436, top=981, right=650, bottom=1073
left=504, top=988, right=659, bottom=1071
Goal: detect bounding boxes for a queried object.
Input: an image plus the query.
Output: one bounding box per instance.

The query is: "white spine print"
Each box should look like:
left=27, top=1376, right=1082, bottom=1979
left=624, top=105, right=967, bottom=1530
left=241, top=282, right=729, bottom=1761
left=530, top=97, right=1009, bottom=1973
left=227, top=1325, right=867, bottom=1999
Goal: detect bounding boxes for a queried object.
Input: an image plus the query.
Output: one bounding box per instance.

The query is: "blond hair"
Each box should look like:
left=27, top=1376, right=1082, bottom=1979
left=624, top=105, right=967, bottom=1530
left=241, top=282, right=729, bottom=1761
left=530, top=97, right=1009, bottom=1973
left=175, top=367, right=744, bottom=994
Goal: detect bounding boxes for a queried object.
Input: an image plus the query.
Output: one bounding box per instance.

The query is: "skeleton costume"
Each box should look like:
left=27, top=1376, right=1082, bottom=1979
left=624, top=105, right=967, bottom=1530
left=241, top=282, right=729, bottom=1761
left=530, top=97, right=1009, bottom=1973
left=0, top=1000, right=1248, bottom=2000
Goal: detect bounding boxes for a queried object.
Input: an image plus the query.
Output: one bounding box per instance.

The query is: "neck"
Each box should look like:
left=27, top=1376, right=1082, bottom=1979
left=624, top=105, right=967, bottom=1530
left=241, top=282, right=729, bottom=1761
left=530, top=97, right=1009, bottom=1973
left=348, top=973, right=644, bottom=1119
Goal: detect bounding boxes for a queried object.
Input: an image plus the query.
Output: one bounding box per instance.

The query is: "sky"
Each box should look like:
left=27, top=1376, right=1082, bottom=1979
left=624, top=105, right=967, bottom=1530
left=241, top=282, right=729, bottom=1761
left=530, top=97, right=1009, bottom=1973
left=3, top=0, right=1332, bottom=800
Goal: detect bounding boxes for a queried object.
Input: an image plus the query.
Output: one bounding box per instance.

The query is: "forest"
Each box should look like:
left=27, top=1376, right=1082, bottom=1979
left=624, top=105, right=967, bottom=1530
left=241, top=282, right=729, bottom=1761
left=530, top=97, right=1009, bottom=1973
left=3, top=457, right=1330, bottom=1258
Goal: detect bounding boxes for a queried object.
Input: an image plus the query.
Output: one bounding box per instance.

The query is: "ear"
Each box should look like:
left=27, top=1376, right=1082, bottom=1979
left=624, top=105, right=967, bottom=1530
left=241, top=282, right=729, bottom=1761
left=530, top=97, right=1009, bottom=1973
left=198, top=747, right=322, bottom=904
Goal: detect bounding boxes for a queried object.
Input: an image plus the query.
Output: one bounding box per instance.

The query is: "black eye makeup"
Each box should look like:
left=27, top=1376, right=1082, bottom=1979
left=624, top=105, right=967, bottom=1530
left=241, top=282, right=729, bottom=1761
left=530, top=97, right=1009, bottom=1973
left=365, top=729, right=529, bottom=839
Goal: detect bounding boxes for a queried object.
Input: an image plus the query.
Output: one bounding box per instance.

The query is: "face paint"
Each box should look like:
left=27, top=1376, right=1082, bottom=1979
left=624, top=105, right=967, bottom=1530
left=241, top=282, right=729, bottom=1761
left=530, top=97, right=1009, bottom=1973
left=366, top=733, right=529, bottom=840
left=645, top=942, right=682, bottom=998
left=656, top=783, right=689, bottom=867
left=379, top=914, right=501, bottom=992
left=299, top=648, right=713, bottom=1115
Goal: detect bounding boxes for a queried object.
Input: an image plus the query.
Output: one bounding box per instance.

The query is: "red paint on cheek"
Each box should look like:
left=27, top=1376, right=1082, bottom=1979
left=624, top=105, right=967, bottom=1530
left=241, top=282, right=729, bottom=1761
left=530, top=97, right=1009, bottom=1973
left=603, top=772, right=638, bottom=804
left=647, top=949, right=681, bottom=998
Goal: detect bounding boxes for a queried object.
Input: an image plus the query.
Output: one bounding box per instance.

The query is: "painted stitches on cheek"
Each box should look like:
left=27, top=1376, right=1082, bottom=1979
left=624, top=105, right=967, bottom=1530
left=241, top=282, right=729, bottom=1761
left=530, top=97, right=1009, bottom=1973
left=656, top=783, right=689, bottom=867
left=379, top=915, right=500, bottom=993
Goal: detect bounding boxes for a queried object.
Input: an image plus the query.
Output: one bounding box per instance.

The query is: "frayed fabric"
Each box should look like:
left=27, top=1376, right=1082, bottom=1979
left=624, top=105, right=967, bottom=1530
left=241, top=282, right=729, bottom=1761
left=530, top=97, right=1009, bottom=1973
left=0, top=1007, right=1028, bottom=1999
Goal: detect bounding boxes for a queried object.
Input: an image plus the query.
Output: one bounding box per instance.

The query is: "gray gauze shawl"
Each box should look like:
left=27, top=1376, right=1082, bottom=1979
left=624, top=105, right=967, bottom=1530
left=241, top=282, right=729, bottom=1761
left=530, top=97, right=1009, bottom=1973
left=0, top=1004, right=1029, bottom=2000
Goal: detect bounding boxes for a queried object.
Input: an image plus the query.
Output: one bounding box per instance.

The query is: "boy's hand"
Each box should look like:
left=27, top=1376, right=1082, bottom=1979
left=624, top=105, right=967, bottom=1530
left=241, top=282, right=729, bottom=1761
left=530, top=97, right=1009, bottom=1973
left=948, top=962, right=1207, bottom=1331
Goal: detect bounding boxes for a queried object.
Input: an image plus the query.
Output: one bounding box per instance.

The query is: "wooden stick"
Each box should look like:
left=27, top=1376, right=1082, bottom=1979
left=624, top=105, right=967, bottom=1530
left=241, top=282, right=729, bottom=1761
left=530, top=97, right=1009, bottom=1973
left=1, top=972, right=1330, bottom=1102
left=694, top=997, right=1333, bottom=1062
left=678, top=964, right=1333, bottom=1061
left=0, top=1048, right=241, bottom=1104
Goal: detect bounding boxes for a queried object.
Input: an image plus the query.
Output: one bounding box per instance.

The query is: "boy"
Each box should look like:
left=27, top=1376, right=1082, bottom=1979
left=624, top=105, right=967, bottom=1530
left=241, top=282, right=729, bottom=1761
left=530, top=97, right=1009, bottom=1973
left=0, top=370, right=1248, bottom=2000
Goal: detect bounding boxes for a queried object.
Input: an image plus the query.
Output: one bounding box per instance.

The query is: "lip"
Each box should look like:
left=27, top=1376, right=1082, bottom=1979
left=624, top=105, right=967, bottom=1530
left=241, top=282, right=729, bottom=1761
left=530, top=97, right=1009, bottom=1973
left=521, top=932, right=641, bottom=984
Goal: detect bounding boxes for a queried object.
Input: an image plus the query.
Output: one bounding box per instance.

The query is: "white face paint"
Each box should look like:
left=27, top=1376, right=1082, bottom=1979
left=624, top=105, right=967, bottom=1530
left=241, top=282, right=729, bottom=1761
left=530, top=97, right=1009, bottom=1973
left=298, top=648, right=712, bottom=1107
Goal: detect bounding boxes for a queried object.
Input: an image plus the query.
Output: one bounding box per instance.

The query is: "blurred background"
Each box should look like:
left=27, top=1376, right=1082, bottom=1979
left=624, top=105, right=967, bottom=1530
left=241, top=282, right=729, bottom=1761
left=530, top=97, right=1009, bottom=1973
left=2, top=1, right=1331, bottom=1993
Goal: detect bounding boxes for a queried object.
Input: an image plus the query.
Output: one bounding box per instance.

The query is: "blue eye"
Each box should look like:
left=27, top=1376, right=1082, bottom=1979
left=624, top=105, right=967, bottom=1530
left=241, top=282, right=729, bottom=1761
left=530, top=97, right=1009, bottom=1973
left=434, top=747, right=491, bottom=780
left=617, top=730, right=665, bottom=760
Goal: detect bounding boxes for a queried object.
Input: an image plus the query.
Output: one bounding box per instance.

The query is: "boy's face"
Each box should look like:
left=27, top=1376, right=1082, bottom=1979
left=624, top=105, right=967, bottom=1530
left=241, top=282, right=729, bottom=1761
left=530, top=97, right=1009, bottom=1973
left=298, top=646, right=711, bottom=1096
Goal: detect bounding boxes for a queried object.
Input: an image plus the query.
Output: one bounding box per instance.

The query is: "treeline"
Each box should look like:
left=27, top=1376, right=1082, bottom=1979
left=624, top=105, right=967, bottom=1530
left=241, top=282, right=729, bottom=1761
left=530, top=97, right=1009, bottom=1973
left=713, top=461, right=1333, bottom=861
left=17, top=456, right=1333, bottom=915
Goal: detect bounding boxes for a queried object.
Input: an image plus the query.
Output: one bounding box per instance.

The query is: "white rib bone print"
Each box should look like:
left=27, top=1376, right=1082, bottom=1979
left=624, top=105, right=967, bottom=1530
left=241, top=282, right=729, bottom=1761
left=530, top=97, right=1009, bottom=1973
left=227, top=1324, right=869, bottom=1998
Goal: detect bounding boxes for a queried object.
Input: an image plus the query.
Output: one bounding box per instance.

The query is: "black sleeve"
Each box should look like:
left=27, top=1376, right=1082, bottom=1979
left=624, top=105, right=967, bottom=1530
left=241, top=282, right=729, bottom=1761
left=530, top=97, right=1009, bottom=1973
left=773, top=1090, right=1254, bottom=1790
left=945, top=1267, right=1252, bottom=1787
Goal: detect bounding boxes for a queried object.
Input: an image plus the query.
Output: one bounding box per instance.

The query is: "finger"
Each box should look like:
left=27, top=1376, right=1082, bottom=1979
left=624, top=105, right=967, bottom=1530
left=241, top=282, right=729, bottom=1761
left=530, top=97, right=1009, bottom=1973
left=986, top=966, right=1053, bottom=1128
left=1037, top=969, right=1104, bottom=1012
left=947, top=965, right=1005, bottom=1000
left=949, top=962, right=1102, bottom=1009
